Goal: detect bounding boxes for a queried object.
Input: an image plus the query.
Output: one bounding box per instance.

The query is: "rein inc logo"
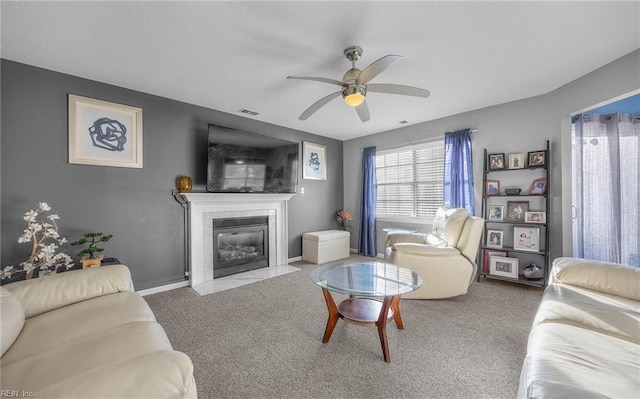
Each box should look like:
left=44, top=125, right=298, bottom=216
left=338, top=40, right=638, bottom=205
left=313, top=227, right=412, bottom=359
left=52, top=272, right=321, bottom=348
left=1, top=391, right=33, bottom=398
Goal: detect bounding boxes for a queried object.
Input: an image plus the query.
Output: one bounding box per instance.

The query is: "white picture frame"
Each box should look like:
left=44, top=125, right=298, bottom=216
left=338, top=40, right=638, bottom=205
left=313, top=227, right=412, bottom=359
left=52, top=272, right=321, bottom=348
left=68, top=94, right=143, bottom=168
left=486, top=230, right=504, bottom=248
left=508, top=152, right=525, bottom=169
left=302, top=141, right=327, bottom=180
left=488, top=205, right=504, bottom=221
left=524, top=211, right=546, bottom=223
left=513, top=226, right=540, bottom=252
left=489, top=256, right=519, bottom=278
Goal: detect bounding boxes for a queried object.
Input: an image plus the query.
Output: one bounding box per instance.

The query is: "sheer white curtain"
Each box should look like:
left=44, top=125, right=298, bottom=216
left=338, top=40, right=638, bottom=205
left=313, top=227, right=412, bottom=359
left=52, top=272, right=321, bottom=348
left=573, top=113, right=640, bottom=265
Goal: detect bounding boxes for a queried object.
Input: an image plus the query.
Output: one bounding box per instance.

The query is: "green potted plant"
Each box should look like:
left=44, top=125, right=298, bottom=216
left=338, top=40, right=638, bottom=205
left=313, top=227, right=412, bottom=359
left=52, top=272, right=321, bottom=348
left=70, top=232, right=113, bottom=268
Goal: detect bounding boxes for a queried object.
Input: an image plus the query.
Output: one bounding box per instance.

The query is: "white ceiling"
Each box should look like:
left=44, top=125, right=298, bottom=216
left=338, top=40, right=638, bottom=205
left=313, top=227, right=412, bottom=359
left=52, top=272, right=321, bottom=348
left=2, top=1, right=639, bottom=141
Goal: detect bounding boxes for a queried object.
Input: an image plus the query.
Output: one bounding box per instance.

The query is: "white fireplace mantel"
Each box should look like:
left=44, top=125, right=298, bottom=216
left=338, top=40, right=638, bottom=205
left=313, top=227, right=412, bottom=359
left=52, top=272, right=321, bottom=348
left=181, top=192, right=295, bottom=287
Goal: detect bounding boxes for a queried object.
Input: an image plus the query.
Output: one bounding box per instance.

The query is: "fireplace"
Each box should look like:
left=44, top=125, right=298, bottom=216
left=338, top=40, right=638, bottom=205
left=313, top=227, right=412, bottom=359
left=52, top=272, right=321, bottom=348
left=180, top=192, right=296, bottom=290
left=213, top=216, right=269, bottom=278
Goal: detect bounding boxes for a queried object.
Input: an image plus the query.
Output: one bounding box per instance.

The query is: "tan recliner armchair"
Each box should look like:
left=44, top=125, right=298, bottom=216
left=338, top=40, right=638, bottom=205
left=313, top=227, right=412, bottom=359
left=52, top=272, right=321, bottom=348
left=388, top=207, right=484, bottom=299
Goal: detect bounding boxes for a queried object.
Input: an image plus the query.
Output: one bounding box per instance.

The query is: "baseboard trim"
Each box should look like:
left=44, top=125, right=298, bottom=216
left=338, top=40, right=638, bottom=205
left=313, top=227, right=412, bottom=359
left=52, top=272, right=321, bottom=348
left=137, top=280, right=190, bottom=296
left=288, top=256, right=302, bottom=263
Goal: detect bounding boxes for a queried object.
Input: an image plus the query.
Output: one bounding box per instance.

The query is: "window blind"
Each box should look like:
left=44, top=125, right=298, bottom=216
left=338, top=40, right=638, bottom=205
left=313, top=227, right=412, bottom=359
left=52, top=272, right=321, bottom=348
left=376, top=140, right=444, bottom=220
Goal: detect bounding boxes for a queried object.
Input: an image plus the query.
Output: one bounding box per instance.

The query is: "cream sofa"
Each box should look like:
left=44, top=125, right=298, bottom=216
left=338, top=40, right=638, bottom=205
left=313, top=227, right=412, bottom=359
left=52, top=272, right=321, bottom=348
left=387, top=207, right=484, bottom=299
left=1, top=265, right=197, bottom=398
left=518, top=257, right=640, bottom=398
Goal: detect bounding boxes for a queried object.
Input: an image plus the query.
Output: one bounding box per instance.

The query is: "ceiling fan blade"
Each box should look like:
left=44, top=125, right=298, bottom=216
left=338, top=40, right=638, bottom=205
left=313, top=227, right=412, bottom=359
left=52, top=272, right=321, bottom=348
left=366, top=83, right=430, bottom=98
left=287, top=76, right=346, bottom=87
left=355, top=101, right=370, bottom=122
left=298, top=91, right=342, bottom=120
left=356, top=55, right=402, bottom=85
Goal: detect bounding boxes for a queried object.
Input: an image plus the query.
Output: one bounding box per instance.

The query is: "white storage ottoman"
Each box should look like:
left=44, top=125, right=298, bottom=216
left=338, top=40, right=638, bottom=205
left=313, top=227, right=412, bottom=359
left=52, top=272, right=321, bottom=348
left=302, top=230, right=351, bottom=264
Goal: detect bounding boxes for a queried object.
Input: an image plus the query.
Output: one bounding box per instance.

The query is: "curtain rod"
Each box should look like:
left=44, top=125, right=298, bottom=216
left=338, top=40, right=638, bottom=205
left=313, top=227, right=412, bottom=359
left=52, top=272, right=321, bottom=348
left=366, top=128, right=479, bottom=152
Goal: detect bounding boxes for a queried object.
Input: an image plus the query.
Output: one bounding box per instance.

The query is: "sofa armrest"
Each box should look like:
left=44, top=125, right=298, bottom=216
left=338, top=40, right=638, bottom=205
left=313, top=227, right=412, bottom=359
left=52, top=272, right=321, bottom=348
left=391, top=243, right=461, bottom=257
left=386, top=232, right=428, bottom=247
left=551, top=257, right=640, bottom=301
left=4, top=265, right=134, bottom=318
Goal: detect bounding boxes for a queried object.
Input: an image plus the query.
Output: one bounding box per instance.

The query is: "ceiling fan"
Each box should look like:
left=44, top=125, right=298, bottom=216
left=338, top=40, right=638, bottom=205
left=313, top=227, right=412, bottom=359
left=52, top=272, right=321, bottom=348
left=287, top=45, right=430, bottom=122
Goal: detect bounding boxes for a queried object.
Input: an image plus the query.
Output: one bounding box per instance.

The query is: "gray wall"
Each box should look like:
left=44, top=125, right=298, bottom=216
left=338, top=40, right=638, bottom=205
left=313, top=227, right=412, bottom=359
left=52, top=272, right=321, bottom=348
left=344, top=49, right=640, bottom=261
left=1, top=60, right=343, bottom=290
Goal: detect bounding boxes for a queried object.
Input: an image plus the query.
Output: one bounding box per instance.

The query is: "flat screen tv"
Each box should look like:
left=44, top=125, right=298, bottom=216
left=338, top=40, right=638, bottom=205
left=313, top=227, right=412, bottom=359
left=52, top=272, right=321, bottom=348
left=207, top=124, right=299, bottom=193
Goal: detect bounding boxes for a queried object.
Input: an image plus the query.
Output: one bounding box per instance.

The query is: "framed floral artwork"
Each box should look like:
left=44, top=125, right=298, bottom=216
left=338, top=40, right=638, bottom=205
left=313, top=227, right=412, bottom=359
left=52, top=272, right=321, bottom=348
left=68, top=94, right=143, bottom=168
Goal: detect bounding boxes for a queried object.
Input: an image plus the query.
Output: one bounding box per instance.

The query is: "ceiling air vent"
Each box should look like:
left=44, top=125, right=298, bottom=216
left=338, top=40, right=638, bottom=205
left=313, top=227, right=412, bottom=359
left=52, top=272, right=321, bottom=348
left=238, top=108, right=260, bottom=116
left=399, top=120, right=409, bottom=124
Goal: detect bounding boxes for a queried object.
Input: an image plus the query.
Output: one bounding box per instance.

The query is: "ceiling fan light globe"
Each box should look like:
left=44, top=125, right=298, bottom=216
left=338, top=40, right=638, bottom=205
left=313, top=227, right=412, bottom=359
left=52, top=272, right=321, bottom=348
left=344, top=93, right=365, bottom=107
left=342, top=85, right=366, bottom=107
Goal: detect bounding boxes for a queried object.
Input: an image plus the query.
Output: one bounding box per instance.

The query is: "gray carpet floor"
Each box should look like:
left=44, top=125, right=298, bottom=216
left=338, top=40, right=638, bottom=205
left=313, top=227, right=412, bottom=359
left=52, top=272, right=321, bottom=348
left=145, top=256, right=543, bottom=399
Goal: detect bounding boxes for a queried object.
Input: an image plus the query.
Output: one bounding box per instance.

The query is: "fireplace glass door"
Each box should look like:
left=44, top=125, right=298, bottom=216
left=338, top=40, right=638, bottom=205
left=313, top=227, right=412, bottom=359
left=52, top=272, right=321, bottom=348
left=213, top=217, right=269, bottom=278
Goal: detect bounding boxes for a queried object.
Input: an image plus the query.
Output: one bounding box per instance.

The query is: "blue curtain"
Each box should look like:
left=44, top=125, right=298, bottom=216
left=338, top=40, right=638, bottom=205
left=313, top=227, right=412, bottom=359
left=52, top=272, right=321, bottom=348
left=358, top=146, right=377, bottom=256
left=444, top=129, right=475, bottom=215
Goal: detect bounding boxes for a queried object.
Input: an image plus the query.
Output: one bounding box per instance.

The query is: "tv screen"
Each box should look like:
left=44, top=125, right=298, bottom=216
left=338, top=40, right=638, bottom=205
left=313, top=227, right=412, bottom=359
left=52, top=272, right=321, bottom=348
left=207, top=124, right=299, bottom=193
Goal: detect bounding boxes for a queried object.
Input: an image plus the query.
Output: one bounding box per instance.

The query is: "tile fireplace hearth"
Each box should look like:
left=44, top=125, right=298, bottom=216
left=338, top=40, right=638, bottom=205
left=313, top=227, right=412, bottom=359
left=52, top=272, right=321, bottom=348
left=181, top=193, right=299, bottom=295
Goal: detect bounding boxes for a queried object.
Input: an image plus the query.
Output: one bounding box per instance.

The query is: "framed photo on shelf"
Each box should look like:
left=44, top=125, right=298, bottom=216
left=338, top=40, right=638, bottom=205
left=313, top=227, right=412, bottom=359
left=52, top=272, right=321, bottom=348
left=488, top=153, right=505, bottom=170
left=513, top=226, right=540, bottom=252
left=508, top=153, right=525, bottom=169
left=489, top=256, right=519, bottom=279
left=486, top=230, right=504, bottom=248
left=302, top=141, right=327, bottom=180
left=529, top=177, right=547, bottom=195
left=486, top=180, right=500, bottom=196
left=68, top=94, right=143, bottom=168
left=482, top=249, right=508, bottom=273
left=506, top=201, right=529, bottom=222
left=525, top=211, right=546, bottom=223
left=488, top=205, right=504, bottom=221
left=527, top=150, right=547, bottom=167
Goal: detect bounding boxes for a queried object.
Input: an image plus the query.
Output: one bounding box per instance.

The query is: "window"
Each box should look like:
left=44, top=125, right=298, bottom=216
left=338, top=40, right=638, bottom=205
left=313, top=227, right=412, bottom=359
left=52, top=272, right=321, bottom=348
left=375, top=140, right=445, bottom=221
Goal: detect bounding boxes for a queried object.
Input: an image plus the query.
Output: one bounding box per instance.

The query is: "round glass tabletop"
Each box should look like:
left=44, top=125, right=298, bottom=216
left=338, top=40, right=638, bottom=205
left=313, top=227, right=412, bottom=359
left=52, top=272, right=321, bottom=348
left=310, top=260, right=422, bottom=297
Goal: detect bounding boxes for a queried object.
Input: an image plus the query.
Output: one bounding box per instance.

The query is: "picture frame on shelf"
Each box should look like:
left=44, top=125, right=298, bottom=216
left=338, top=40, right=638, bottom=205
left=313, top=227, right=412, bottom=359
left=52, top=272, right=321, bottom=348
left=482, top=249, right=508, bottom=273
left=513, top=226, right=540, bottom=252
left=527, top=150, right=547, bottom=167
left=486, top=180, right=500, bottom=196
left=68, top=94, right=143, bottom=168
left=302, top=141, right=327, bottom=180
left=486, top=230, right=504, bottom=248
left=525, top=211, right=546, bottom=223
left=488, top=153, right=505, bottom=170
left=508, top=153, right=525, bottom=169
left=529, top=177, right=547, bottom=195
left=489, top=256, right=519, bottom=279
left=506, top=201, right=529, bottom=222
left=488, top=205, right=504, bottom=221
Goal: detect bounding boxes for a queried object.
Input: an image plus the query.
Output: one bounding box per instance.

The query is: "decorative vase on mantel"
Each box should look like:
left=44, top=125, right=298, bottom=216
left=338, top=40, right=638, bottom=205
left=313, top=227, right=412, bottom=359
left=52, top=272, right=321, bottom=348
left=177, top=176, right=193, bottom=193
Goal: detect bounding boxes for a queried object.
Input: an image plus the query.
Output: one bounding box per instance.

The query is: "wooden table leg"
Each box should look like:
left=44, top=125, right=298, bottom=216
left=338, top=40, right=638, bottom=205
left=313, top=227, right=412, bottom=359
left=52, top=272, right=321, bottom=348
left=376, top=295, right=394, bottom=363
left=390, top=295, right=404, bottom=329
left=321, top=289, right=340, bottom=343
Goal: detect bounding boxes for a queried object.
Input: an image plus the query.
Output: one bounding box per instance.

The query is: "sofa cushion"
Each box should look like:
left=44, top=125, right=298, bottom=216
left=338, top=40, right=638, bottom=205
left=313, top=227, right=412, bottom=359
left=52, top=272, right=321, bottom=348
left=1, top=291, right=158, bottom=365
left=520, top=322, right=640, bottom=399
left=34, top=351, right=196, bottom=399
left=0, top=287, right=25, bottom=357
left=1, top=321, right=173, bottom=393
left=431, top=207, right=469, bottom=247
left=552, top=257, right=640, bottom=301
left=533, top=284, right=640, bottom=344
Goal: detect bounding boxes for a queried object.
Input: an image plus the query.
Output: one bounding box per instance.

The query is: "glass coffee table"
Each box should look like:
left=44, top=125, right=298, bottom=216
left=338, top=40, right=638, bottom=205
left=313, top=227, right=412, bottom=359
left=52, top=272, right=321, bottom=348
left=310, top=259, right=423, bottom=363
